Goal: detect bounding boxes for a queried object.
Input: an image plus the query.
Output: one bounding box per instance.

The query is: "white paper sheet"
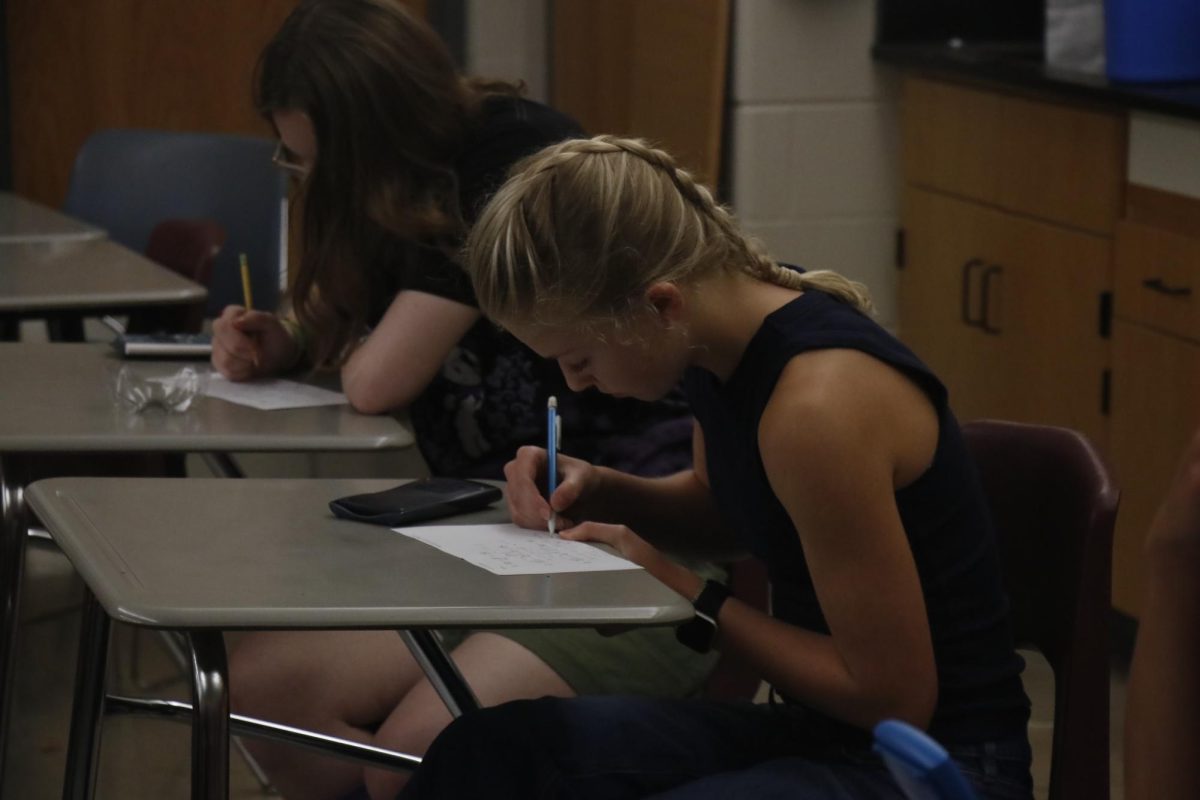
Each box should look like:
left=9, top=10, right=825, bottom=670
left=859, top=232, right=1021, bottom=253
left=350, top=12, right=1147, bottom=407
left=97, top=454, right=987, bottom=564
left=203, top=375, right=348, bottom=410
left=392, top=523, right=643, bottom=575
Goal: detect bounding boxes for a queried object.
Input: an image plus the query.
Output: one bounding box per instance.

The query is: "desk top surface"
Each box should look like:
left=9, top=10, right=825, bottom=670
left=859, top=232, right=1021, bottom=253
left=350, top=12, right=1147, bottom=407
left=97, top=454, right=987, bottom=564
left=0, top=193, right=106, bottom=245
left=26, top=477, right=691, bottom=630
left=0, top=239, right=205, bottom=312
left=0, top=344, right=413, bottom=452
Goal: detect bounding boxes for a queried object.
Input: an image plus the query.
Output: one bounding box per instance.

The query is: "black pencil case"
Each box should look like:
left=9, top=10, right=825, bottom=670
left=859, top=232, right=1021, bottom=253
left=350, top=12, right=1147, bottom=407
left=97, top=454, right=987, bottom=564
left=329, top=477, right=503, bottom=526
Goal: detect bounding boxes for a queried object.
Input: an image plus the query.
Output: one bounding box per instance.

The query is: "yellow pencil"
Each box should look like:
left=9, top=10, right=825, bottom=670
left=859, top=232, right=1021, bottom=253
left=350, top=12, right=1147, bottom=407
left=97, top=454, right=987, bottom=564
left=239, top=253, right=254, bottom=310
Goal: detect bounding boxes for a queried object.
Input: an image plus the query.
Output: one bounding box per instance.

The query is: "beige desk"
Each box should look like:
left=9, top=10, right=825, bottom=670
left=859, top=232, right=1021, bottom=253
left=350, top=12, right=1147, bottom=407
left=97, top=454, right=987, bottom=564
left=0, top=239, right=204, bottom=327
left=0, top=344, right=414, bottom=790
left=0, top=192, right=105, bottom=245
left=26, top=477, right=690, bottom=800
left=0, top=344, right=410, bottom=452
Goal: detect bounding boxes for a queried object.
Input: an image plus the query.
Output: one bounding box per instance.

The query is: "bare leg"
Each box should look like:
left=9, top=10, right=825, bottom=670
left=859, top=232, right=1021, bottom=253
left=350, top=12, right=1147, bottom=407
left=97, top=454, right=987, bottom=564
left=363, top=632, right=575, bottom=800
left=228, top=630, right=426, bottom=800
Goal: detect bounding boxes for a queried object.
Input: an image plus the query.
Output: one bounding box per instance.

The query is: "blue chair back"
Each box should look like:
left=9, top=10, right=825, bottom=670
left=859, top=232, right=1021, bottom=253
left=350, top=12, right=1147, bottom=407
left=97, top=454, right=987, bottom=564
left=873, top=720, right=980, bottom=800
left=64, top=129, right=288, bottom=316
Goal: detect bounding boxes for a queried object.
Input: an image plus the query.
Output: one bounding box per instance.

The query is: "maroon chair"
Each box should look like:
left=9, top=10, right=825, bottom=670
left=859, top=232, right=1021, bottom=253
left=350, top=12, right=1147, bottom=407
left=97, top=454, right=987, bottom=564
left=125, top=218, right=226, bottom=333
left=963, top=420, right=1119, bottom=800
left=701, top=557, right=769, bottom=701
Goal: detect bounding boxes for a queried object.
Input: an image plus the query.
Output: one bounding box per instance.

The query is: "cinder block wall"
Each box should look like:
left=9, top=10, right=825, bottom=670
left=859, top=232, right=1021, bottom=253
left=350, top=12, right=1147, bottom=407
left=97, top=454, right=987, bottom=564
left=729, top=0, right=900, bottom=329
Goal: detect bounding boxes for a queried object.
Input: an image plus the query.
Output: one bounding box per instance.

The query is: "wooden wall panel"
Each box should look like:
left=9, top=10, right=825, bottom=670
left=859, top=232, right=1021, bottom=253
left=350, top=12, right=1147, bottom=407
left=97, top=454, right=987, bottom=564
left=551, top=0, right=729, bottom=190
left=6, top=0, right=426, bottom=208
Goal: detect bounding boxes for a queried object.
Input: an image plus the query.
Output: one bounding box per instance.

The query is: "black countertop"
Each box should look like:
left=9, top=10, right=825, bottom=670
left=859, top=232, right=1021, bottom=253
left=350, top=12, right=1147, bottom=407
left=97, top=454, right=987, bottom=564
left=874, top=42, right=1200, bottom=122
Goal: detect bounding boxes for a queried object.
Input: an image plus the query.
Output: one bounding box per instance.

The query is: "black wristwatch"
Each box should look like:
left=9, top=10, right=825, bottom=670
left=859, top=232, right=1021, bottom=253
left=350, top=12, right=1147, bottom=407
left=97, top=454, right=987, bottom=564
left=675, top=579, right=730, bottom=653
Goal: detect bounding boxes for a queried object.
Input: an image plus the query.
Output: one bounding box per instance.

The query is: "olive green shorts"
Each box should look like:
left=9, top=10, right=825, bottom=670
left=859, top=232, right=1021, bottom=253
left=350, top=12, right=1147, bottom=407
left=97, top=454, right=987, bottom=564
left=437, top=563, right=727, bottom=698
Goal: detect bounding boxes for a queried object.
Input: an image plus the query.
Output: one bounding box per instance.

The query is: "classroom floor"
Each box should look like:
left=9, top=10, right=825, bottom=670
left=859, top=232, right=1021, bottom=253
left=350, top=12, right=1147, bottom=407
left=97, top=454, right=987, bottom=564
left=5, top=542, right=1129, bottom=799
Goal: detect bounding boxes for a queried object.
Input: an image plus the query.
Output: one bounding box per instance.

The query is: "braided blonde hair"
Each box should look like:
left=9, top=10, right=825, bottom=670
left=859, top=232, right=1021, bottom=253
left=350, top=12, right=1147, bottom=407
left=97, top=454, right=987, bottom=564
left=465, top=135, right=873, bottom=330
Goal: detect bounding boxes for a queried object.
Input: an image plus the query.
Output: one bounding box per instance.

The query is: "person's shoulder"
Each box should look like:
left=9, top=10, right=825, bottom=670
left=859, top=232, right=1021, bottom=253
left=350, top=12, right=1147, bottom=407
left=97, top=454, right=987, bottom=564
left=758, top=347, right=938, bottom=481
left=759, top=351, right=907, bottom=451
left=760, top=350, right=868, bottom=430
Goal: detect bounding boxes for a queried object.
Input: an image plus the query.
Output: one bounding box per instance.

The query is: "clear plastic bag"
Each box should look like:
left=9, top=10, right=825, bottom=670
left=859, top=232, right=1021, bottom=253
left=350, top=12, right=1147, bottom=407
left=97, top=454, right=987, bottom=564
left=111, top=365, right=208, bottom=413
left=1046, top=0, right=1105, bottom=75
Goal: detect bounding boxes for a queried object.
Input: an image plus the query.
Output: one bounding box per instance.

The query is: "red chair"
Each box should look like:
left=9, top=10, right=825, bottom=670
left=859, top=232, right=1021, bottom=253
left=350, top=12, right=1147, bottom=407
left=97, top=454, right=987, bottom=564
left=125, top=218, right=226, bottom=333
left=963, top=420, right=1119, bottom=800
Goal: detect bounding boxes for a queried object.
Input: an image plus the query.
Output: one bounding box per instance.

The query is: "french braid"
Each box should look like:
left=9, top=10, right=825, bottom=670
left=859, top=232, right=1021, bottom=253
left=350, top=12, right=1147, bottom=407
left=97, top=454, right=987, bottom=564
left=465, top=135, right=874, bottom=327
left=598, top=137, right=875, bottom=315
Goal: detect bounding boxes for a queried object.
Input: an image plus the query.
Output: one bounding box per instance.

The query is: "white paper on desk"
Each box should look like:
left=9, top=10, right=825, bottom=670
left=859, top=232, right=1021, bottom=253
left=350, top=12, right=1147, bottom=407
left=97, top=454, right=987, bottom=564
left=392, top=523, right=643, bottom=575
left=203, top=375, right=348, bottom=410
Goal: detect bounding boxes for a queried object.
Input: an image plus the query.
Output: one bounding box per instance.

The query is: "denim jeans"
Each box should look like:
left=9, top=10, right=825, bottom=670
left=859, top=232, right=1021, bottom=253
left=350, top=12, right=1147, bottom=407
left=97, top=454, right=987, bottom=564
left=401, top=695, right=1033, bottom=800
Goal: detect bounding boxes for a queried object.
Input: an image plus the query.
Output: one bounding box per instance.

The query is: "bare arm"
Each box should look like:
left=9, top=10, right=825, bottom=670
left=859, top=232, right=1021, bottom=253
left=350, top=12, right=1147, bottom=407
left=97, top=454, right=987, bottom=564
left=1125, top=429, right=1200, bottom=800
left=578, top=425, right=745, bottom=559
left=565, top=350, right=941, bottom=731
left=340, top=291, right=480, bottom=415
left=733, top=350, right=939, bottom=729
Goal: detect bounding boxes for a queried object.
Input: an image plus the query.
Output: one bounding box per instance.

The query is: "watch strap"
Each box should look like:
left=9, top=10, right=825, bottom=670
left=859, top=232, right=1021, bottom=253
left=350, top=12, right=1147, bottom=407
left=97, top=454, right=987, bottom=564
left=675, top=579, right=730, bottom=653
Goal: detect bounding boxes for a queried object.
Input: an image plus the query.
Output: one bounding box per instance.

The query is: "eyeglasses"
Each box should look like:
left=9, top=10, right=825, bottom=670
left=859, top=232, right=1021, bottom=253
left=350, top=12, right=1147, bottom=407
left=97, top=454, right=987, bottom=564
left=271, top=141, right=310, bottom=176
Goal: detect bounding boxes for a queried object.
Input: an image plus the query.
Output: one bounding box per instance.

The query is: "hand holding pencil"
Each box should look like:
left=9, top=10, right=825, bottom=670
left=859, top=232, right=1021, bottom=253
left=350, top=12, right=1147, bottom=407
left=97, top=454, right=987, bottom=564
left=210, top=254, right=298, bottom=380
left=501, top=441, right=600, bottom=536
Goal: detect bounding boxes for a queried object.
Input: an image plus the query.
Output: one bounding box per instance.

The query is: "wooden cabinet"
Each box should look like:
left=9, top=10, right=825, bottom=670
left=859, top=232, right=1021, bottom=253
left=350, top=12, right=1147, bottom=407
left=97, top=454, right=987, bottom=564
left=1109, top=199, right=1200, bottom=615
left=896, top=78, right=1200, bottom=619
left=898, top=78, right=1122, bottom=448
left=903, top=78, right=1125, bottom=234
left=1114, top=220, right=1200, bottom=341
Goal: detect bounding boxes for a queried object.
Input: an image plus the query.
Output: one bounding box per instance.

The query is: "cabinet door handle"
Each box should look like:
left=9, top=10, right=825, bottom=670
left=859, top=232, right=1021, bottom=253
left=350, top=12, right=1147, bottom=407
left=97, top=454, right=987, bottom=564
left=981, top=264, right=1003, bottom=335
left=1142, top=277, right=1192, bottom=297
left=961, top=258, right=986, bottom=327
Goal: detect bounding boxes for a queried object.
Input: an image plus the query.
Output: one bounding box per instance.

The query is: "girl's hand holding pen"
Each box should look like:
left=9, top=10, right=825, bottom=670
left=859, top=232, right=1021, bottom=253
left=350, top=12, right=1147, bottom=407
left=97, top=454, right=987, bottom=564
left=503, top=445, right=597, bottom=532
left=211, top=307, right=299, bottom=381
left=501, top=449, right=687, bottom=585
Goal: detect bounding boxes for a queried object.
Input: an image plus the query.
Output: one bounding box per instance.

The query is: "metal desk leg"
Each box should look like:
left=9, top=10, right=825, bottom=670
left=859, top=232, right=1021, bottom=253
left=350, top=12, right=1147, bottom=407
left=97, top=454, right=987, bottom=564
left=0, top=457, right=27, bottom=790
left=105, top=695, right=422, bottom=771
left=187, top=631, right=229, bottom=800
left=63, top=590, right=110, bottom=800
left=193, top=454, right=270, bottom=793
left=397, top=630, right=480, bottom=718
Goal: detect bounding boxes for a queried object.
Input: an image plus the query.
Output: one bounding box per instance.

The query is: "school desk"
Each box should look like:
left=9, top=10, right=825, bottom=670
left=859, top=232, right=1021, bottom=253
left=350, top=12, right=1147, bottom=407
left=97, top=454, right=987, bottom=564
left=0, top=192, right=105, bottom=245
left=0, top=343, right=414, bottom=791
left=24, top=477, right=691, bottom=800
left=0, top=238, right=206, bottom=338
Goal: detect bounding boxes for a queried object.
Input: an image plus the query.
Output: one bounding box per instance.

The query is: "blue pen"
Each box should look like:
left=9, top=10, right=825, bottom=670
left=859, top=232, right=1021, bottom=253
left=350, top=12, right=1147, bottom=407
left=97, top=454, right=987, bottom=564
left=547, top=395, right=558, bottom=535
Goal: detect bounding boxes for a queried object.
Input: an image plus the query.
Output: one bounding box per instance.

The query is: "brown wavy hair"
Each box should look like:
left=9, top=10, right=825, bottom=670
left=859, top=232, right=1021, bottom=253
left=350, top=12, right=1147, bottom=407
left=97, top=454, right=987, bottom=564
left=255, top=0, right=519, bottom=367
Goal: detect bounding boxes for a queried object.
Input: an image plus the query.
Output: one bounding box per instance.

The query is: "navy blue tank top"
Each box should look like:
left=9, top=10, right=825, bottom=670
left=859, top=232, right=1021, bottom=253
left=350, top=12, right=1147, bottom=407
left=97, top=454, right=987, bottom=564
left=683, top=288, right=1030, bottom=745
